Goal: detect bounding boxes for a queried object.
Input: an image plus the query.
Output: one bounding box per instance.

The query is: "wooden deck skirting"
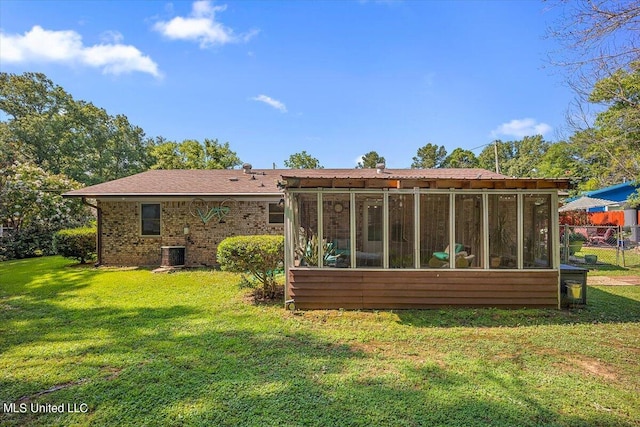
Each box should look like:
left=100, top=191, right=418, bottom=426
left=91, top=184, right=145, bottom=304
left=288, top=268, right=559, bottom=309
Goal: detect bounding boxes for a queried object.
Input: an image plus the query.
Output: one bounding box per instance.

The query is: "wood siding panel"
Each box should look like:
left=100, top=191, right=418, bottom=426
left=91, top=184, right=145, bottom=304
left=288, top=268, right=558, bottom=309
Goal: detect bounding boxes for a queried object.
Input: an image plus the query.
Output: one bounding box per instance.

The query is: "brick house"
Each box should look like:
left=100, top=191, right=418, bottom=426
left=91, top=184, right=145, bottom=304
left=66, top=167, right=573, bottom=309
left=64, top=168, right=285, bottom=267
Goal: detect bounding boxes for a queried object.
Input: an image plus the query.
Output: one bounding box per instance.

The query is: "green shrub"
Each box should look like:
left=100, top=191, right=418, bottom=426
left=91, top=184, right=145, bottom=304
left=54, top=227, right=97, bottom=263
left=0, top=224, right=57, bottom=260
left=217, top=235, right=284, bottom=298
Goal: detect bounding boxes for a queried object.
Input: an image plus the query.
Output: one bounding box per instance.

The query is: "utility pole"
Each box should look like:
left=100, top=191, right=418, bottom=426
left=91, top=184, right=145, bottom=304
left=493, top=140, right=500, bottom=174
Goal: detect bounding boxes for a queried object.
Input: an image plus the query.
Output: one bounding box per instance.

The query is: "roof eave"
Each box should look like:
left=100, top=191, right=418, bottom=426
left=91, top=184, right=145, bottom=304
left=63, top=192, right=283, bottom=198
left=281, top=176, right=571, bottom=190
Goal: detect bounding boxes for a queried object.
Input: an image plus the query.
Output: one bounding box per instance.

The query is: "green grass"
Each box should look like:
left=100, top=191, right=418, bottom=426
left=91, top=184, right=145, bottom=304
left=1, top=257, right=639, bottom=426
left=573, top=246, right=640, bottom=275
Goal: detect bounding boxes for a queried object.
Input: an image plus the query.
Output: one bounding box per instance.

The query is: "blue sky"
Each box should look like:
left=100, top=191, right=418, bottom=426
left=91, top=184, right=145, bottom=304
left=0, top=0, right=572, bottom=169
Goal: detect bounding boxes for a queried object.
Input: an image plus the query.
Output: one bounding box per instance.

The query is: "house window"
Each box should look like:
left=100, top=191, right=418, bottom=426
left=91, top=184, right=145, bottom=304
left=268, top=203, right=285, bottom=224
left=141, top=203, right=161, bottom=236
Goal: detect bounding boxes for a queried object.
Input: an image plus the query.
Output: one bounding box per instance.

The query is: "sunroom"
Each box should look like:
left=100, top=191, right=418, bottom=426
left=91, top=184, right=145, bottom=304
left=282, top=168, right=570, bottom=310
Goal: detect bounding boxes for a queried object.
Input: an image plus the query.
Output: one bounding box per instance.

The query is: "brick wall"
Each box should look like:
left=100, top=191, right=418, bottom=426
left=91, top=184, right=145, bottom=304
left=98, top=199, right=283, bottom=267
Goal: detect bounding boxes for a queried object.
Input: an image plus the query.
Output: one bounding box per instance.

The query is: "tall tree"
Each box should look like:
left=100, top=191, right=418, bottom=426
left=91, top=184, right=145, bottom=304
left=202, top=138, right=242, bottom=169
left=506, top=135, right=551, bottom=178
left=0, top=72, right=73, bottom=172
left=478, top=140, right=514, bottom=174
left=284, top=151, right=323, bottom=169
left=477, top=137, right=549, bottom=177
left=148, top=140, right=183, bottom=170
left=0, top=122, right=23, bottom=169
left=357, top=151, right=386, bottom=168
left=571, top=63, right=640, bottom=188
left=548, top=0, right=640, bottom=100
left=149, top=139, right=241, bottom=170
left=547, top=0, right=640, bottom=201
left=441, top=148, right=479, bottom=168
left=411, top=143, right=447, bottom=168
left=0, top=72, right=152, bottom=185
left=536, top=141, right=589, bottom=181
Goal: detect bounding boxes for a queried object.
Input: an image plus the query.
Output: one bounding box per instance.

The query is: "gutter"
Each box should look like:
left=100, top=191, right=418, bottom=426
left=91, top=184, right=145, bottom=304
left=81, top=198, right=102, bottom=266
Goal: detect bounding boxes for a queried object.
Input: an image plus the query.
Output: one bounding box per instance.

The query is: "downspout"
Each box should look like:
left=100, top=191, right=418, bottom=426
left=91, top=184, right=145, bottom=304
left=82, top=197, right=102, bottom=266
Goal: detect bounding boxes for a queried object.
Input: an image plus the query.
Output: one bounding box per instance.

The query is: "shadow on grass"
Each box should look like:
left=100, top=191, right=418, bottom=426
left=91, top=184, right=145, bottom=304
left=0, top=257, right=98, bottom=300
left=395, top=286, right=640, bottom=328
left=1, top=258, right=638, bottom=426
left=3, top=315, right=627, bottom=427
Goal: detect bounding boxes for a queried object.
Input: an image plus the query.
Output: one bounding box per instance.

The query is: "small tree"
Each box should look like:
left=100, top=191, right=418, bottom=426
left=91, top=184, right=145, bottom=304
left=441, top=148, right=479, bottom=168
left=411, top=143, right=447, bottom=168
left=284, top=151, right=322, bottom=169
left=0, top=161, right=91, bottom=259
left=357, top=151, right=385, bottom=168
left=217, top=235, right=285, bottom=298
left=54, top=227, right=97, bottom=263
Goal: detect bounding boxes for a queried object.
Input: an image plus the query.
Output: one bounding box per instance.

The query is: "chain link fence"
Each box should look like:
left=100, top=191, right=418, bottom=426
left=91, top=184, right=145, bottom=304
left=560, top=224, right=640, bottom=268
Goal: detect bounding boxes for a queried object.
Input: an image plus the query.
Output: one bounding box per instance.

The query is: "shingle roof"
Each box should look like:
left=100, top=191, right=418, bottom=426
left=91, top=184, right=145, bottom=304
left=64, top=169, right=284, bottom=197
left=64, top=168, right=570, bottom=198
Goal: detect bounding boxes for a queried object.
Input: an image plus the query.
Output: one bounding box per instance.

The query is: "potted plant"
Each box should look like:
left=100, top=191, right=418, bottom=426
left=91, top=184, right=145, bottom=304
left=567, top=232, right=587, bottom=255
left=296, top=230, right=335, bottom=266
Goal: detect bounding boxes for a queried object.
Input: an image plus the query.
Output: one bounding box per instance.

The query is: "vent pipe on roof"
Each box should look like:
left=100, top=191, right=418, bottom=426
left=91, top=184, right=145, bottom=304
left=242, top=163, right=253, bottom=174
left=376, top=163, right=386, bottom=174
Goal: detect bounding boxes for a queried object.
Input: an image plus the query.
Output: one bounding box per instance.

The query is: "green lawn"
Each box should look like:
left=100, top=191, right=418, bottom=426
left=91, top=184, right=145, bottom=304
left=1, top=257, right=639, bottom=426
left=573, top=246, right=640, bottom=275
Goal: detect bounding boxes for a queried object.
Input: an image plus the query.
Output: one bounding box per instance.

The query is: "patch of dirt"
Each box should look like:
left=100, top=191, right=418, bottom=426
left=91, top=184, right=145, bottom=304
left=564, top=357, right=619, bottom=381
left=588, top=276, right=640, bottom=286
left=243, top=288, right=285, bottom=306
left=0, top=303, right=18, bottom=311
left=15, top=378, right=89, bottom=404
left=101, top=366, right=123, bottom=381
left=615, top=276, right=640, bottom=285
left=151, top=266, right=185, bottom=273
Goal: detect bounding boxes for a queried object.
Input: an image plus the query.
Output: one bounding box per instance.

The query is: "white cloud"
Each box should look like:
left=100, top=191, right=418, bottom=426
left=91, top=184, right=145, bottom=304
left=491, top=118, right=552, bottom=138
left=154, top=1, right=258, bottom=48
left=100, top=30, right=124, bottom=44
left=0, top=25, right=160, bottom=78
left=252, top=94, right=287, bottom=112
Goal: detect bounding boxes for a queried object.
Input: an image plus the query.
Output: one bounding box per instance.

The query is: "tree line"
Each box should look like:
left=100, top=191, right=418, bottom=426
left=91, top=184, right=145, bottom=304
left=2, top=67, right=638, bottom=189
left=1, top=1, right=639, bottom=259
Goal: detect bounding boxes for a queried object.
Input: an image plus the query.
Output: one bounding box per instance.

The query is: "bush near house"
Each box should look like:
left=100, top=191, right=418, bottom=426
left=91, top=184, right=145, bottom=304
left=217, top=235, right=284, bottom=298
left=54, top=227, right=97, bottom=264
left=0, top=224, right=58, bottom=261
